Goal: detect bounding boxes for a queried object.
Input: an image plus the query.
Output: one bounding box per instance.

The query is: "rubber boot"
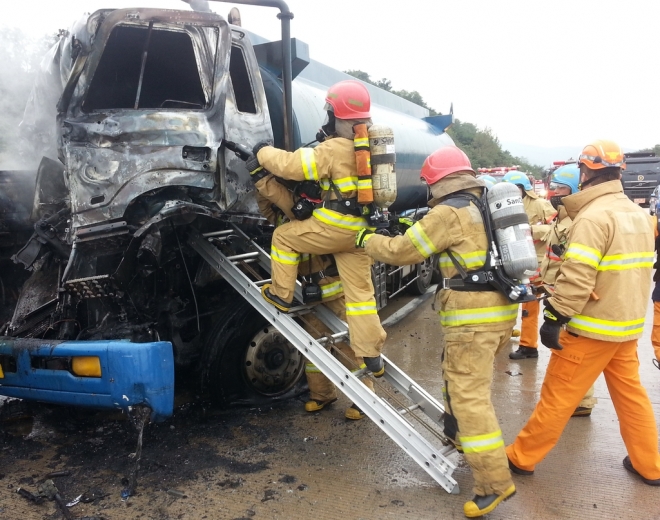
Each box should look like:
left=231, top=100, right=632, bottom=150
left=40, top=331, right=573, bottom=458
left=345, top=404, right=365, bottom=420
left=261, top=283, right=292, bottom=312
left=304, top=398, right=337, bottom=412
left=509, top=346, right=538, bottom=359
left=463, top=484, right=516, bottom=518
left=508, top=457, right=534, bottom=476
left=571, top=406, right=592, bottom=417
left=364, top=355, right=385, bottom=377
left=623, top=456, right=660, bottom=486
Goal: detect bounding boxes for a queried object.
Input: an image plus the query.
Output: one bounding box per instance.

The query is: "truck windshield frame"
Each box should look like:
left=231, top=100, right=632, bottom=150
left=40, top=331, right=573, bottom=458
left=82, top=23, right=219, bottom=112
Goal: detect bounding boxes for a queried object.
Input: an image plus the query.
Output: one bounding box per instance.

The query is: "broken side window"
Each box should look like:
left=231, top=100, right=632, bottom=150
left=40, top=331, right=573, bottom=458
left=84, top=24, right=211, bottom=111
left=229, top=46, right=256, bottom=114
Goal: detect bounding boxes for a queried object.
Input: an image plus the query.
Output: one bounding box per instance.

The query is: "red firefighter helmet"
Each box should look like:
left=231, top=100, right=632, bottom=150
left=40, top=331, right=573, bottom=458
left=325, top=80, right=371, bottom=119
left=420, top=146, right=475, bottom=185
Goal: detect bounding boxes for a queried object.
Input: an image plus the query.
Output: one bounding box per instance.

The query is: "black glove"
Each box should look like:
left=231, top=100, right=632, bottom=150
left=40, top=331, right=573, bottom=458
left=252, top=140, right=272, bottom=155
left=540, top=302, right=570, bottom=350
left=246, top=154, right=268, bottom=182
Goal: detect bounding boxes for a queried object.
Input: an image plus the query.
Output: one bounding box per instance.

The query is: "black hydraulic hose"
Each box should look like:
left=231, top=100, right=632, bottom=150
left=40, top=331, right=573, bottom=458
left=204, top=0, right=294, bottom=150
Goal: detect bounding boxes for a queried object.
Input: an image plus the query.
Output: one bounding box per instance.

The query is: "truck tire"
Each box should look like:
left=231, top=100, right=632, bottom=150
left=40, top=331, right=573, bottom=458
left=409, top=255, right=435, bottom=295
left=198, top=299, right=306, bottom=407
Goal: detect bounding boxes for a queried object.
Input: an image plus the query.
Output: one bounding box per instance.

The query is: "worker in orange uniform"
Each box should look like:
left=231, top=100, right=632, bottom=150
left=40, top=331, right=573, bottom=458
left=358, top=146, right=517, bottom=518
left=252, top=173, right=374, bottom=419
left=501, top=171, right=557, bottom=359
left=651, top=219, right=660, bottom=370
left=538, top=164, right=597, bottom=417
left=506, top=139, right=660, bottom=486
left=246, top=79, right=387, bottom=387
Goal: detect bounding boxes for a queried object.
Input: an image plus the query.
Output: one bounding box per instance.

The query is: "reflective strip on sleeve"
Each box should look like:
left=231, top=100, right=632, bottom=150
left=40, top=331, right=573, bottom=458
left=334, top=176, right=358, bottom=192
left=564, top=243, right=603, bottom=269
left=459, top=430, right=505, bottom=454
left=321, top=280, right=343, bottom=299
left=271, top=245, right=300, bottom=266
left=440, top=304, right=519, bottom=327
left=597, top=252, right=654, bottom=271
left=569, top=315, right=645, bottom=337
left=406, top=222, right=439, bottom=258
left=300, top=148, right=319, bottom=181
left=313, top=207, right=368, bottom=231
left=438, top=250, right=487, bottom=269
left=346, top=301, right=378, bottom=316
left=300, top=253, right=311, bottom=263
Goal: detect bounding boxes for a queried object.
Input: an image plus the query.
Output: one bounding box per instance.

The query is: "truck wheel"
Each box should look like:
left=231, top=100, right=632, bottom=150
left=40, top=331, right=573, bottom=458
left=199, top=300, right=306, bottom=407
left=409, top=256, right=435, bottom=295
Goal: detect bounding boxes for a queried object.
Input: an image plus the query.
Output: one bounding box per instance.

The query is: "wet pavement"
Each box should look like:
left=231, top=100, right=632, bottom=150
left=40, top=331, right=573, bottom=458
left=1, top=289, right=659, bottom=520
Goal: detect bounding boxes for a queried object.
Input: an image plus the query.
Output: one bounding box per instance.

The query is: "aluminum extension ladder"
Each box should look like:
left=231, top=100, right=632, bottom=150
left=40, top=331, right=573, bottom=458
left=188, top=224, right=460, bottom=494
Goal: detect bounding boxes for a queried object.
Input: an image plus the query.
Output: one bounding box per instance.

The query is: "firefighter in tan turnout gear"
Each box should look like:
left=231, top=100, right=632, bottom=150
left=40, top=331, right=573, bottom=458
left=246, top=80, right=387, bottom=399
left=506, top=139, right=660, bottom=486
left=252, top=173, right=374, bottom=419
left=502, top=171, right=557, bottom=359
left=357, top=146, right=517, bottom=518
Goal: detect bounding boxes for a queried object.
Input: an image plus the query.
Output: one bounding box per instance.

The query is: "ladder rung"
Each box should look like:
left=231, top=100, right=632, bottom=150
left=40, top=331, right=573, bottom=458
left=254, top=279, right=272, bottom=287
left=398, top=403, right=421, bottom=415
left=203, top=230, right=234, bottom=238
left=227, top=252, right=259, bottom=261
left=317, top=331, right=350, bottom=345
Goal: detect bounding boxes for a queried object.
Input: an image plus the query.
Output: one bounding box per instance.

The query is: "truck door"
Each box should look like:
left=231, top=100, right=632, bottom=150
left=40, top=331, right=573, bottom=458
left=220, top=30, right=275, bottom=213
left=57, top=9, right=232, bottom=230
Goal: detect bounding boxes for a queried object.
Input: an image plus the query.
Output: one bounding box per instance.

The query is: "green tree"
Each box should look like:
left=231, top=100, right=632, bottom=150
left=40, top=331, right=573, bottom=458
left=637, top=144, right=660, bottom=155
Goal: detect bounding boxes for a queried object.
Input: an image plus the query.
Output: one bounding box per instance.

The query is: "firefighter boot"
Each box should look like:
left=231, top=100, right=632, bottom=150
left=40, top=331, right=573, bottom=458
left=509, top=346, right=539, bottom=359
left=364, top=355, right=385, bottom=377
left=304, top=398, right=337, bottom=412
left=463, top=484, right=516, bottom=518
left=571, top=406, right=592, bottom=417
left=261, top=283, right=292, bottom=313
left=345, top=404, right=365, bottom=420
left=511, top=329, right=521, bottom=338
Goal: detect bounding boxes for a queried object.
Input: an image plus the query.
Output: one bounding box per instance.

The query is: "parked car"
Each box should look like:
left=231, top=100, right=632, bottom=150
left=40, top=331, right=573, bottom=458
left=650, top=185, right=660, bottom=215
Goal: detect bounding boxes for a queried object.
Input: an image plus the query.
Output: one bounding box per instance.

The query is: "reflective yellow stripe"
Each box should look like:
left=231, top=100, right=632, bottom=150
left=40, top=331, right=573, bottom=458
left=270, top=245, right=300, bottom=265
left=570, top=315, right=645, bottom=337
left=300, top=253, right=311, bottom=263
left=438, top=250, right=487, bottom=269
left=459, top=430, right=505, bottom=454
left=354, top=137, right=369, bottom=147
left=300, top=148, right=318, bottom=181
left=346, top=301, right=378, bottom=316
left=406, top=222, right=438, bottom=258
left=597, top=252, right=654, bottom=271
left=440, top=304, right=518, bottom=327
left=305, top=363, right=321, bottom=374
left=320, top=179, right=331, bottom=190
left=564, top=243, right=602, bottom=269
left=313, top=207, right=368, bottom=231
left=321, top=280, right=343, bottom=298
left=357, top=178, right=372, bottom=190
left=334, top=176, right=358, bottom=192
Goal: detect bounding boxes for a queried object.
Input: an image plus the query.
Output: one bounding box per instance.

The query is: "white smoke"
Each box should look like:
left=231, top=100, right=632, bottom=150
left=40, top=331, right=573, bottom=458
left=0, top=28, right=61, bottom=170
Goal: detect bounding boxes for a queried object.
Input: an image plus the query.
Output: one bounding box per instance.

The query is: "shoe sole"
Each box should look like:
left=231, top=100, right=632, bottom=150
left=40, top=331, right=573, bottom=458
left=261, top=286, right=292, bottom=313
left=623, top=456, right=660, bottom=486
left=304, top=398, right=337, bottom=412
left=508, top=458, right=534, bottom=476
left=464, top=485, right=516, bottom=518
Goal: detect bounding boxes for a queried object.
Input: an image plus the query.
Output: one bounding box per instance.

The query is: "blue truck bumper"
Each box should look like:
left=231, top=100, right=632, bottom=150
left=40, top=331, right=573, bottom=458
left=0, top=338, right=174, bottom=421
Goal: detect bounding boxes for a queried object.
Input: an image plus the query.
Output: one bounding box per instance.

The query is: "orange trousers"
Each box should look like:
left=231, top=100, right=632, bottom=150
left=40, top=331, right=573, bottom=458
left=652, top=302, right=660, bottom=362
left=506, top=331, right=660, bottom=480
left=519, top=298, right=539, bottom=348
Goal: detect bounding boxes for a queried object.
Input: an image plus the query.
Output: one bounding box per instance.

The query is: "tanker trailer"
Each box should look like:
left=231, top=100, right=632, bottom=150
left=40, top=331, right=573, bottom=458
left=0, top=3, right=455, bottom=417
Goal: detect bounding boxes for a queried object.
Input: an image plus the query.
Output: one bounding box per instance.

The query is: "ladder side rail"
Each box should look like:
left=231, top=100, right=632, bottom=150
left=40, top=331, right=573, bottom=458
left=188, top=229, right=459, bottom=493
left=382, top=355, right=447, bottom=429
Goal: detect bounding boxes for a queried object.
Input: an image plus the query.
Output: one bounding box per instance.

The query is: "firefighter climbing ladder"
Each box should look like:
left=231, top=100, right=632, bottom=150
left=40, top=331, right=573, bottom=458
left=188, top=224, right=460, bottom=494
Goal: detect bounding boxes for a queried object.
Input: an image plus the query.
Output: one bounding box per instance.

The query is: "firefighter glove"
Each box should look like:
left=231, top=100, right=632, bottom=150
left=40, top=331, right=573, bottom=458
left=246, top=154, right=268, bottom=182
left=252, top=140, right=272, bottom=155
left=540, top=302, right=570, bottom=350
left=398, top=217, right=414, bottom=228
left=355, top=228, right=374, bottom=248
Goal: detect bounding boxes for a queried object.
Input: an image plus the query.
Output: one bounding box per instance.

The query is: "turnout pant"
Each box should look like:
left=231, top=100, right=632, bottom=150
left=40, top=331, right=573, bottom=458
left=443, top=327, right=514, bottom=496
left=652, top=301, right=660, bottom=362
left=506, top=331, right=660, bottom=480
left=520, top=299, right=539, bottom=349
left=270, top=217, right=386, bottom=358
left=302, top=298, right=374, bottom=400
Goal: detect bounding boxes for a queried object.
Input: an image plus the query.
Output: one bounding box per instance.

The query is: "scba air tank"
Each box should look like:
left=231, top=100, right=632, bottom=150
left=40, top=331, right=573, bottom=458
left=486, top=183, right=538, bottom=284
left=368, top=125, right=397, bottom=209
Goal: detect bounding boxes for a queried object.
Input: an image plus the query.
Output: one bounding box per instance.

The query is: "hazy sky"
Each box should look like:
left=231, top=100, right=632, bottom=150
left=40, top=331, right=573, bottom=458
left=1, top=0, right=658, bottom=159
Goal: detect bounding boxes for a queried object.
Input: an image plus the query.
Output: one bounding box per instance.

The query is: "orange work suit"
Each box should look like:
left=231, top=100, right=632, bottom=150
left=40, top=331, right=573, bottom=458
left=507, top=180, right=660, bottom=481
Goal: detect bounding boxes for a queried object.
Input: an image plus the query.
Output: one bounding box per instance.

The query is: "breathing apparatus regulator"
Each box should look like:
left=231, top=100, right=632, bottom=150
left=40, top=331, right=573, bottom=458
left=291, top=181, right=323, bottom=220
